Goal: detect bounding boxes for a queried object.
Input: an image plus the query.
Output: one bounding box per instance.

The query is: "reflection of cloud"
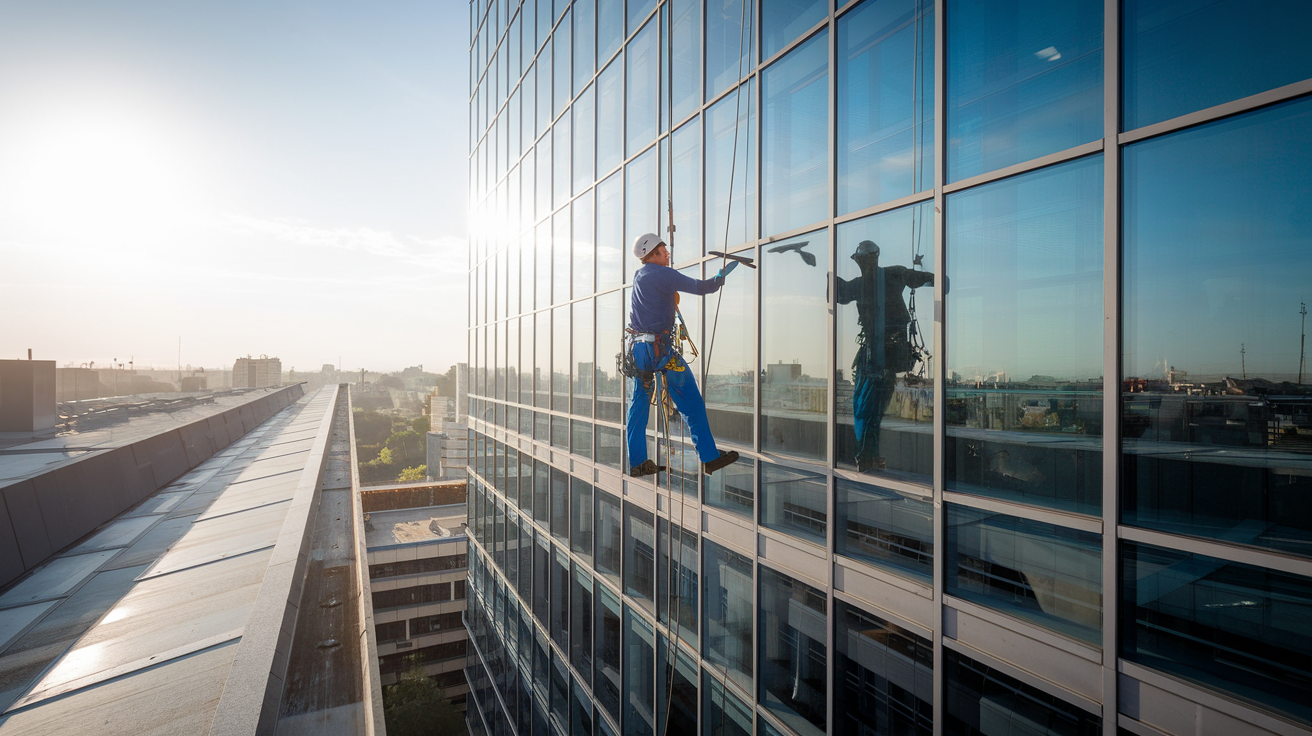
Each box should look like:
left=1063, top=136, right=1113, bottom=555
left=222, top=214, right=465, bottom=275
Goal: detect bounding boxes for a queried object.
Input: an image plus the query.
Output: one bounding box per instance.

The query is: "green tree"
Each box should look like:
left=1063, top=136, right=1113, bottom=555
left=383, top=666, right=465, bottom=736
left=353, top=409, right=392, bottom=446
left=412, top=415, right=431, bottom=434
left=384, top=430, right=425, bottom=465
left=397, top=465, right=427, bottom=482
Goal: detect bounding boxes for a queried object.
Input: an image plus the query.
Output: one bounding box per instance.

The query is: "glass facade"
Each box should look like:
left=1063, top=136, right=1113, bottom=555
left=465, top=0, right=1312, bottom=733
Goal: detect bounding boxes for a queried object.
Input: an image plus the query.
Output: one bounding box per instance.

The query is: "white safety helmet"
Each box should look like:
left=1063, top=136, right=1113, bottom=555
left=633, top=232, right=665, bottom=261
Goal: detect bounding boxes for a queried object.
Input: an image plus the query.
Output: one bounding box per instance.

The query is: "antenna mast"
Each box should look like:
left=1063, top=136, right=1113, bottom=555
left=1299, top=302, right=1307, bottom=386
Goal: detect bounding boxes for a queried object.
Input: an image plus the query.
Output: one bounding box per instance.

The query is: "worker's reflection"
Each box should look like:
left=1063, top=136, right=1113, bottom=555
left=836, top=240, right=933, bottom=471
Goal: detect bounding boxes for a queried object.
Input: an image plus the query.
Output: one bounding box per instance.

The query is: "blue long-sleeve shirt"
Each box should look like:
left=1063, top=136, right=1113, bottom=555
left=629, top=263, right=724, bottom=333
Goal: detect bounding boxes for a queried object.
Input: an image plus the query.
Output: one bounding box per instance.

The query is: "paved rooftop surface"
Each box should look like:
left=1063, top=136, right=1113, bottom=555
left=364, top=504, right=467, bottom=548
left=0, top=387, right=341, bottom=735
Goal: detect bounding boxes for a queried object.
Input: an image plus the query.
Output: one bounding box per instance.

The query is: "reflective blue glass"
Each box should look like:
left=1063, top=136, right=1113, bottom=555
left=572, top=299, right=593, bottom=415
left=551, top=545, right=570, bottom=650
left=555, top=10, right=572, bottom=115
left=623, top=606, right=656, bottom=736
left=595, top=583, right=622, bottom=720
left=759, top=460, right=827, bottom=549
left=836, top=202, right=936, bottom=482
left=670, top=0, right=701, bottom=124
left=571, top=477, right=593, bottom=562
left=597, top=59, right=623, bottom=175
left=598, top=0, right=624, bottom=62
left=758, top=566, right=826, bottom=736
left=572, top=86, right=594, bottom=194
left=656, top=637, right=697, bottom=735
left=701, top=671, right=752, bottom=736
left=536, top=308, right=551, bottom=406
left=553, top=306, right=570, bottom=410
left=945, top=0, right=1102, bottom=182
left=1121, top=541, right=1312, bottom=727
left=946, top=155, right=1104, bottom=515
left=533, top=529, right=551, bottom=625
left=624, top=501, right=655, bottom=608
left=702, top=245, right=754, bottom=447
left=670, top=119, right=702, bottom=256
left=520, top=314, right=534, bottom=403
left=626, top=19, right=659, bottom=156
left=702, top=538, right=753, bottom=691
left=537, top=0, right=552, bottom=50
left=945, top=648, right=1100, bottom=735
left=594, top=489, right=622, bottom=583
left=538, top=39, right=554, bottom=128
left=628, top=0, right=655, bottom=34
left=704, top=80, right=756, bottom=250
left=834, top=599, right=932, bottom=735
left=705, top=454, right=754, bottom=517
left=1122, top=97, right=1312, bottom=557
left=946, top=505, right=1102, bottom=644
left=657, top=518, right=698, bottom=646
left=536, top=138, right=552, bottom=228
left=572, top=192, right=594, bottom=297
left=625, top=146, right=658, bottom=262
left=761, top=30, right=827, bottom=237
left=762, top=0, right=825, bottom=61
left=1123, top=0, right=1312, bottom=131
left=836, top=0, right=933, bottom=214
left=573, top=0, right=595, bottom=93
left=554, top=115, right=571, bottom=209
left=706, top=0, right=754, bottom=102
left=835, top=476, right=932, bottom=581
left=761, top=229, right=828, bottom=458
left=571, top=562, right=593, bottom=678
left=595, top=287, right=624, bottom=421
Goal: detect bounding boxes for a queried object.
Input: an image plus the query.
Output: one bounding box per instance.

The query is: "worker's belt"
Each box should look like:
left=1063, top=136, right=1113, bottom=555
left=629, top=333, right=657, bottom=344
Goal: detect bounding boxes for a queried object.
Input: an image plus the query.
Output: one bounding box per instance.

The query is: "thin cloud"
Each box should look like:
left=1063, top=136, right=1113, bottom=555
left=222, top=213, right=466, bottom=275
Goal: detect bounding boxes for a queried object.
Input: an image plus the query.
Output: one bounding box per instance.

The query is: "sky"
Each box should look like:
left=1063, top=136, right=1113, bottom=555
left=0, top=0, right=470, bottom=374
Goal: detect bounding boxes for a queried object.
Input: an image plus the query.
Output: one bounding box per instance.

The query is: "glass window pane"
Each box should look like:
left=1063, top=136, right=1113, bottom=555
left=551, top=467, right=570, bottom=543
left=834, top=599, right=933, bottom=736
left=595, top=490, right=623, bottom=584
left=570, top=477, right=593, bottom=562
left=670, top=0, right=701, bottom=124
left=657, top=518, right=698, bottom=647
left=836, top=476, right=932, bottom=581
left=625, top=146, right=659, bottom=264
left=574, top=0, right=595, bottom=93
left=629, top=0, right=656, bottom=33
left=704, top=80, right=757, bottom=251
left=705, top=454, right=754, bottom=517
left=945, top=648, right=1100, bottom=734
left=554, top=113, right=572, bottom=210
left=572, top=191, right=595, bottom=298
left=597, top=425, right=623, bottom=469
left=702, top=670, right=752, bottom=736
left=703, top=249, right=754, bottom=449
left=761, top=0, right=825, bottom=61
left=836, top=202, right=935, bottom=481
left=623, top=607, right=656, bottom=736
left=1122, top=98, right=1312, bottom=557
left=1123, top=0, right=1312, bottom=130
left=670, top=118, right=703, bottom=256
left=945, top=0, right=1102, bottom=182
left=552, top=545, right=571, bottom=651
left=596, top=288, right=625, bottom=421
left=552, top=413, right=570, bottom=449
left=555, top=11, right=572, bottom=115
left=522, top=142, right=536, bottom=224
left=596, top=172, right=624, bottom=291
left=758, top=566, right=826, bottom=736
left=554, top=305, right=570, bottom=410
left=538, top=39, right=554, bottom=128
left=571, top=562, right=595, bottom=676
left=596, top=583, right=622, bottom=721
left=836, top=0, right=933, bottom=214
left=534, top=458, right=551, bottom=524
left=554, top=208, right=571, bottom=304
left=702, top=538, right=753, bottom=691
left=624, top=501, right=656, bottom=608
left=598, top=0, right=624, bottom=62
left=945, top=155, right=1104, bottom=515
left=573, top=86, right=595, bottom=195
left=706, top=0, right=754, bottom=102
left=571, top=419, right=593, bottom=459
left=536, top=309, right=552, bottom=406
left=761, top=229, right=829, bottom=458
left=523, top=64, right=538, bottom=148
left=761, top=30, right=827, bottom=236
left=533, top=529, right=552, bottom=626
left=656, top=636, right=697, bottom=735
left=947, top=504, right=1102, bottom=644
left=571, top=676, right=594, bottom=736
left=520, top=314, right=535, bottom=401
left=760, top=462, right=826, bottom=544
left=626, top=20, right=659, bottom=156
left=572, top=300, right=594, bottom=415
left=1122, top=542, right=1312, bottom=726
left=597, top=58, right=624, bottom=175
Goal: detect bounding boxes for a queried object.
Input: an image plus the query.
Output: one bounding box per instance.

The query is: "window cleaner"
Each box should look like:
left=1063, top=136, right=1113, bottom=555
left=623, top=232, right=741, bottom=478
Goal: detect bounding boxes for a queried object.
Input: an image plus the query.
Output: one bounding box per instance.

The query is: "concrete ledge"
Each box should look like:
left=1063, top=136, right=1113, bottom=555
left=0, top=384, right=307, bottom=591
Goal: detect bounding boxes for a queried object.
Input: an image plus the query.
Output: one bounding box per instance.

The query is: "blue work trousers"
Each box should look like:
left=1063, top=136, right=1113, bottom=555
left=625, top=341, right=719, bottom=466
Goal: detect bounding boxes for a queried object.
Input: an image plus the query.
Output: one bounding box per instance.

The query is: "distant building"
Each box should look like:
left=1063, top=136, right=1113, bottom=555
left=426, top=395, right=467, bottom=480
left=362, top=484, right=469, bottom=707
left=232, top=356, right=282, bottom=388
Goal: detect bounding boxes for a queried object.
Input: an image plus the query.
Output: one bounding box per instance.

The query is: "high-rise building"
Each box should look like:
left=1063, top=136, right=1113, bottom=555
left=232, top=355, right=283, bottom=388
left=464, top=1, right=1312, bottom=735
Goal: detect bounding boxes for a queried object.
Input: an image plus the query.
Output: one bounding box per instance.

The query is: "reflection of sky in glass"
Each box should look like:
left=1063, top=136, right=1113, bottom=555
left=947, top=155, right=1103, bottom=381
left=762, top=230, right=829, bottom=379
left=1122, top=0, right=1312, bottom=130
left=597, top=172, right=624, bottom=290
left=626, top=19, right=658, bottom=157
left=762, top=30, right=828, bottom=238
left=705, top=80, right=757, bottom=251
left=553, top=207, right=571, bottom=304
left=946, top=0, right=1102, bottom=182
left=761, top=0, right=825, bottom=61
left=1124, top=97, right=1312, bottom=381
left=671, top=119, right=702, bottom=256
left=573, top=86, right=595, bottom=195
left=705, top=0, right=754, bottom=102
left=625, top=147, right=658, bottom=257
left=573, top=193, right=594, bottom=297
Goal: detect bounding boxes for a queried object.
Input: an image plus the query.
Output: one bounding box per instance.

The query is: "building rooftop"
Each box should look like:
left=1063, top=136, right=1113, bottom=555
left=364, top=504, right=466, bottom=549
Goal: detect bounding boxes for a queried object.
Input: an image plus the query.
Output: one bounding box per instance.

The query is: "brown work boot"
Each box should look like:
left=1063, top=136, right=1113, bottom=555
left=703, top=450, right=740, bottom=475
left=629, top=460, right=666, bottom=478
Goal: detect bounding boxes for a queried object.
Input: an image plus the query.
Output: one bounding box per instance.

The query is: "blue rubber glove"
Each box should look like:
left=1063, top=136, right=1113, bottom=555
left=716, top=261, right=739, bottom=279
